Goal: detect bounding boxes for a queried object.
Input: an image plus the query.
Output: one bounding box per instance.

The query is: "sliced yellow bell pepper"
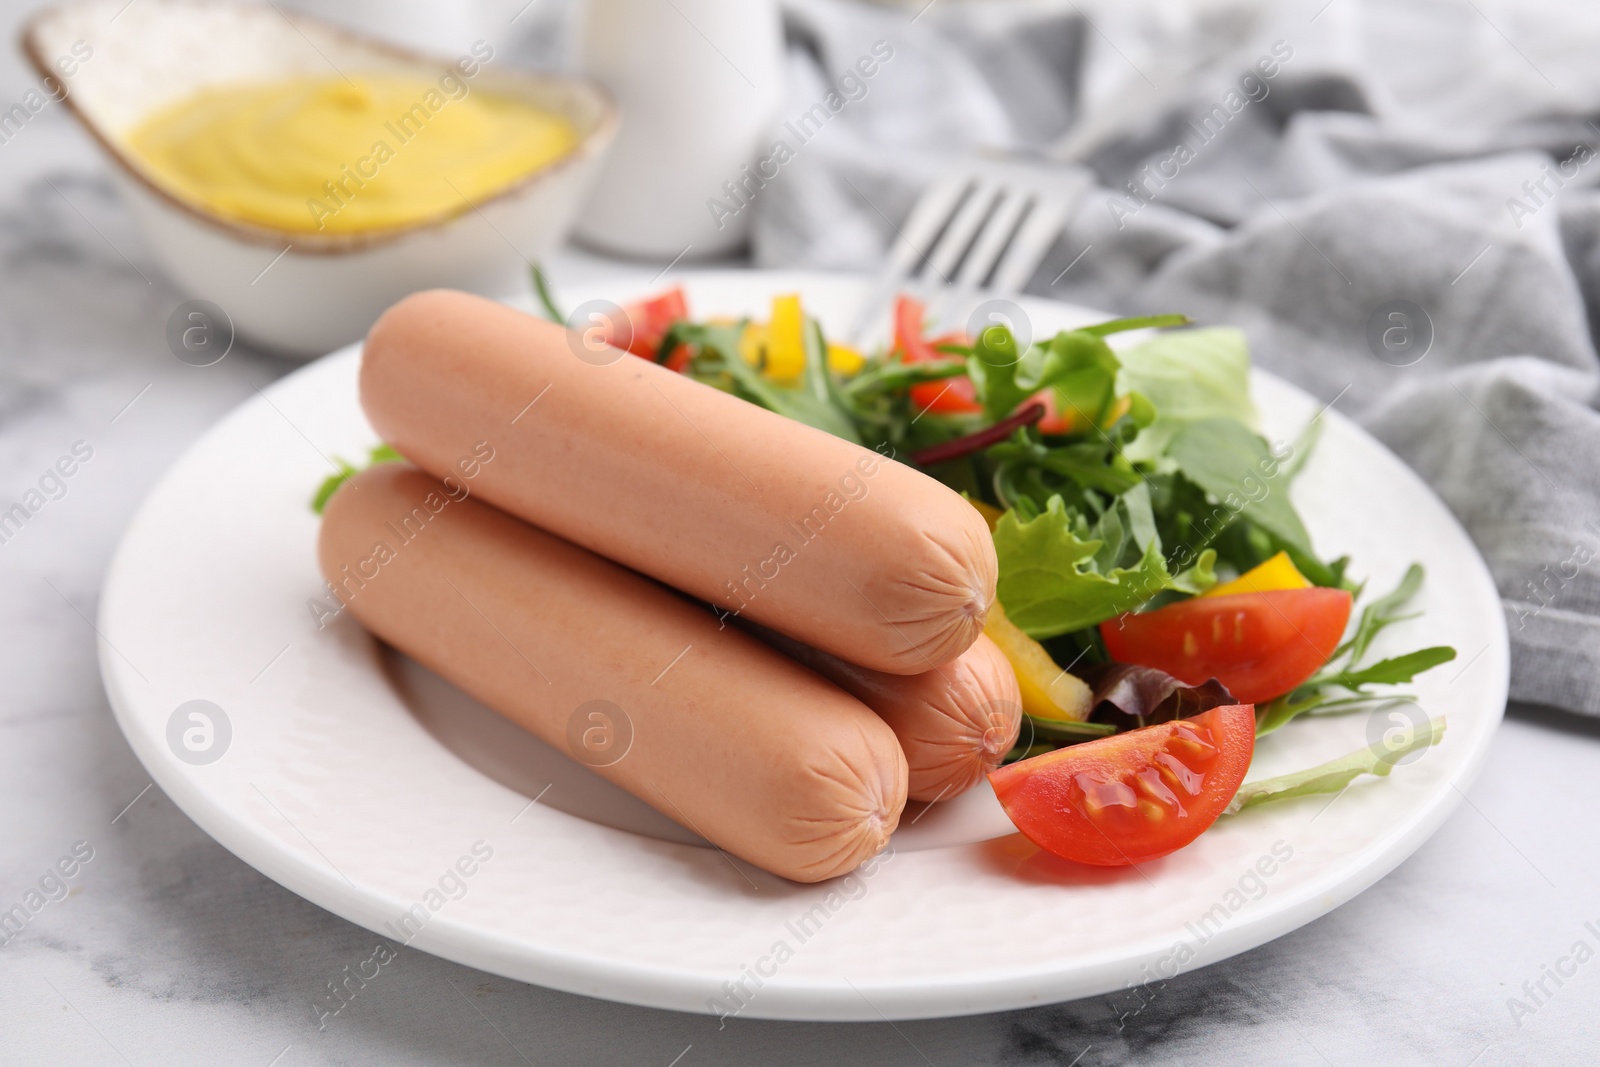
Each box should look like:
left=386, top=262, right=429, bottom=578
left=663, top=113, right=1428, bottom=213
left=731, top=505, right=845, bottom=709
left=738, top=301, right=861, bottom=379
left=826, top=342, right=865, bottom=376
left=765, top=293, right=806, bottom=381
left=1100, top=394, right=1132, bottom=427
left=1201, top=550, right=1310, bottom=598
left=984, top=601, right=1093, bottom=722
left=738, top=322, right=766, bottom=366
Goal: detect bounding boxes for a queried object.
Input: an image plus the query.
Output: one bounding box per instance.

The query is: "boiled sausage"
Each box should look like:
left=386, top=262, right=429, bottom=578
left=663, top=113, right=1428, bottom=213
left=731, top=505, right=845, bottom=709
left=359, top=290, right=996, bottom=674
left=755, top=628, right=1021, bottom=802
left=318, top=464, right=907, bottom=882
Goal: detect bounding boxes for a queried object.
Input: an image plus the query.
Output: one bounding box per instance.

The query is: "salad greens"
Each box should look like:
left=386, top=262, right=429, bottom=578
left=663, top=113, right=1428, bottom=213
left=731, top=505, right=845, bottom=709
left=1116, top=326, right=1259, bottom=462
left=642, top=278, right=1455, bottom=775
left=665, top=307, right=1336, bottom=615
left=1256, top=564, right=1457, bottom=735
left=311, top=442, right=402, bottom=515
left=992, top=495, right=1216, bottom=639
left=1224, top=716, right=1447, bottom=815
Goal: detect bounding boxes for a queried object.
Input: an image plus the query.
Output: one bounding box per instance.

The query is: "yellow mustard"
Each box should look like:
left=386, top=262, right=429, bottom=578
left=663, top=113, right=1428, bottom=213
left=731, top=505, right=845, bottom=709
left=127, top=75, right=578, bottom=235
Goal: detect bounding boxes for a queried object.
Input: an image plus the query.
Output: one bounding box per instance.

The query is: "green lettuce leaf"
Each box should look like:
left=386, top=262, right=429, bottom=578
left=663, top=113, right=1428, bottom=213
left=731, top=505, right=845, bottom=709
left=966, top=322, right=1031, bottom=421
left=972, top=327, right=1125, bottom=428
left=968, top=315, right=1187, bottom=427
left=1166, top=417, right=1313, bottom=558
left=1118, top=327, right=1259, bottom=462
left=1045, top=335, right=1122, bottom=431
left=993, top=495, right=1211, bottom=637
left=1170, top=550, right=1220, bottom=594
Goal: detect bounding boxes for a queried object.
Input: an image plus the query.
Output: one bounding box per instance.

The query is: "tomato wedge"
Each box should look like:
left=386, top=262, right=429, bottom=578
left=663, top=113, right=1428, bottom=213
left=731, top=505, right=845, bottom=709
left=895, top=295, right=983, bottom=414
left=662, top=346, right=694, bottom=373
left=1101, top=588, right=1353, bottom=705
left=894, top=294, right=939, bottom=363
left=892, top=295, right=1076, bottom=424
left=989, top=704, right=1256, bottom=866
left=602, top=286, right=689, bottom=360
left=913, top=375, right=981, bottom=413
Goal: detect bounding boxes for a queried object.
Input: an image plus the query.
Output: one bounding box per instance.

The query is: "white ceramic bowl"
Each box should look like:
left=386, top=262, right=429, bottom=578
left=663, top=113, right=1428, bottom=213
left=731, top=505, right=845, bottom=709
left=24, top=0, right=617, bottom=357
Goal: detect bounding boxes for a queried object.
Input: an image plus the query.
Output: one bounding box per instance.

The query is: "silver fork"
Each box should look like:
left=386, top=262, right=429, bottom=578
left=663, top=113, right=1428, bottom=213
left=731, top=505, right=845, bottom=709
left=844, top=161, right=1094, bottom=344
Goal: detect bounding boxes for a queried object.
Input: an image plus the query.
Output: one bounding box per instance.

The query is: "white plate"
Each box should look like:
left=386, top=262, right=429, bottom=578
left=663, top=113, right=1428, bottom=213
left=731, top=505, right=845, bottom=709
left=97, top=270, right=1508, bottom=1021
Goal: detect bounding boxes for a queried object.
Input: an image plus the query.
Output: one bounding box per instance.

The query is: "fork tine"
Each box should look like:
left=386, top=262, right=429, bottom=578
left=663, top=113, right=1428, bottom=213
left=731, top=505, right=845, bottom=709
left=930, top=188, right=1031, bottom=332
left=886, top=171, right=972, bottom=283
left=989, top=170, right=1090, bottom=294
left=846, top=171, right=972, bottom=344
left=922, top=179, right=1001, bottom=285
left=955, top=187, right=1031, bottom=291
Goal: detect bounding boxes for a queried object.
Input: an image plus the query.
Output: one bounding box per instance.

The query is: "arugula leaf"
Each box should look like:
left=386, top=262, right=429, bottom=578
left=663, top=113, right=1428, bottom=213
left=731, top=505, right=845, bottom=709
left=990, top=437, right=1145, bottom=500
left=529, top=262, right=564, bottom=323
left=1224, top=717, right=1446, bottom=815
left=1078, top=313, right=1190, bottom=337
left=1338, top=563, right=1424, bottom=665
left=1329, top=646, right=1457, bottom=687
left=1002, top=716, right=1119, bottom=763
left=994, top=495, right=1194, bottom=638
left=1023, top=716, right=1117, bottom=742
left=969, top=322, right=1171, bottom=429
left=1252, top=691, right=1398, bottom=736
left=1121, top=481, right=1159, bottom=557
left=311, top=443, right=403, bottom=514
left=1118, top=327, right=1259, bottom=462
left=675, top=322, right=780, bottom=403
left=842, top=356, right=969, bottom=401
left=799, top=319, right=865, bottom=444
left=948, top=317, right=1181, bottom=429
left=313, top=461, right=358, bottom=515
left=966, top=322, right=1031, bottom=420
left=671, top=321, right=865, bottom=445
left=1269, top=536, right=1348, bottom=591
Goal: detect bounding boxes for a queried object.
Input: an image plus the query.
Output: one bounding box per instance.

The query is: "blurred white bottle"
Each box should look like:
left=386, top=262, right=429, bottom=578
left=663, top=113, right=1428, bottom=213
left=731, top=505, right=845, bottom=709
left=575, top=0, right=785, bottom=260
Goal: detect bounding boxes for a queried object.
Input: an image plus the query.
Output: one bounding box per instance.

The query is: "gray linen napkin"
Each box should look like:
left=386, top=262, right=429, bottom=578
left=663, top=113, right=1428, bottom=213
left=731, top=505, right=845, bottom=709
left=756, top=0, right=1600, bottom=716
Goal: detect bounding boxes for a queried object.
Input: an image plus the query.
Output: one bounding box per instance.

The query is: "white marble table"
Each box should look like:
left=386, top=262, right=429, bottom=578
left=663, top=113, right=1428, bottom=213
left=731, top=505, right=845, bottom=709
left=3, top=31, right=1599, bottom=1067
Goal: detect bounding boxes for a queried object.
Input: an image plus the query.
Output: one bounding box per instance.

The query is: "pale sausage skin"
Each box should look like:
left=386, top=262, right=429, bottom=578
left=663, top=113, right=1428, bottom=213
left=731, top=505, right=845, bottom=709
left=755, top=628, right=1022, bottom=802
left=359, top=290, right=996, bottom=675
left=319, top=465, right=907, bottom=883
